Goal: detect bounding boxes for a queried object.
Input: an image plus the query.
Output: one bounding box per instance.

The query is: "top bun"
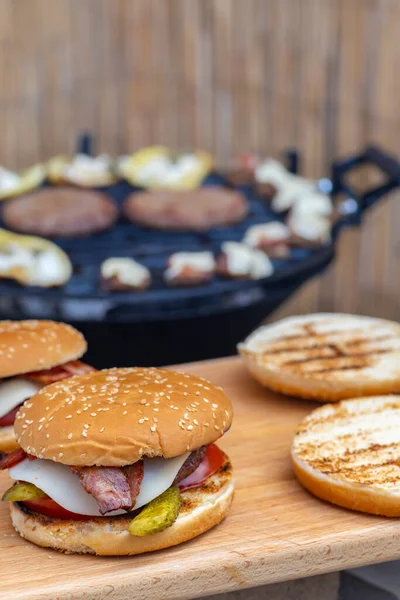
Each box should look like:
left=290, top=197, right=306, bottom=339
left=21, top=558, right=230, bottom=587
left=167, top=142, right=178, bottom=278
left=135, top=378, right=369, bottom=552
left=0, top=320, right=87, bottom=378
left=15, top=367, right=233, bottom=467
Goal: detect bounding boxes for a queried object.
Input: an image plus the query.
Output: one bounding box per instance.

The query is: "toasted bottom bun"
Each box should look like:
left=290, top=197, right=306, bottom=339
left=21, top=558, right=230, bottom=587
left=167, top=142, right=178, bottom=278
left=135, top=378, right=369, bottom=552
left=292, top=453, right=400, bottom=517
left=0, top=426, right=18, bottom=453
left=10, top=453, right=234, bottom=555
left=240, top=354, right=400, bottom=402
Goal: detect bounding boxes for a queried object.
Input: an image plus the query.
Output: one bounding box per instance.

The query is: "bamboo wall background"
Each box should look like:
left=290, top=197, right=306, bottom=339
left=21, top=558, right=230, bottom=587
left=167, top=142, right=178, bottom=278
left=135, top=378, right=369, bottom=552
left=1, top=0, right=400, bottom=320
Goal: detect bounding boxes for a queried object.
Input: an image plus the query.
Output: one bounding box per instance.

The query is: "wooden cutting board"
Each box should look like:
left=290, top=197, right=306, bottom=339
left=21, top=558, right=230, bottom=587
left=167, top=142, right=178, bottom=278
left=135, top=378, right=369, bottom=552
left=1, top=356, right=400, bottom=600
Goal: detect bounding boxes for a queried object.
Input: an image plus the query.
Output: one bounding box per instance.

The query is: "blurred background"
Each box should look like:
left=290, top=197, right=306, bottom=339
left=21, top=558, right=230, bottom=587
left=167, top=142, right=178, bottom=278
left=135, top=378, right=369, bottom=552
left=1, top=0, right=400, bottom=364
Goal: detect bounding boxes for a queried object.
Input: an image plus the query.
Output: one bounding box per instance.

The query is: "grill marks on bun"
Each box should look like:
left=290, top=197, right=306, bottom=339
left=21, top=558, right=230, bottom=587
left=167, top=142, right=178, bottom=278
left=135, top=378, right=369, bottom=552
left=14, top=368, right=233, bottom=467
left=239, top=314, right=400, bottom=401
left=291, top=396, right=400, bottom=515
left=0, top=320, right=87, bottom=379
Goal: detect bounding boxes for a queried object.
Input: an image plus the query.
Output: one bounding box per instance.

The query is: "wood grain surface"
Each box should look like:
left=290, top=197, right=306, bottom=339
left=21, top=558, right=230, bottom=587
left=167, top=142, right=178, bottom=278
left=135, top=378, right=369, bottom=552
left=1, top=356, right=400, bottom=600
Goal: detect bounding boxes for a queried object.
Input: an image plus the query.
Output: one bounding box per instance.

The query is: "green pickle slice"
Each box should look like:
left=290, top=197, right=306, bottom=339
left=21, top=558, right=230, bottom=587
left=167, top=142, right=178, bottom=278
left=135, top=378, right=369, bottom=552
left=128, top=486, right=181, bottom=537
left=2, top=482, right=47, bottom=502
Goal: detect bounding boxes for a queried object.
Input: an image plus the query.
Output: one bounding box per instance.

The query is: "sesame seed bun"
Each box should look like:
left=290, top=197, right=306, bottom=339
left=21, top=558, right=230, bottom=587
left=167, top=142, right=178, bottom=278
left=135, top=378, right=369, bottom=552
left=0, top=320, right=87, bottom=379
left=291, top=395, right=400, bottom=516
left=0, top=426, right=19, bottom=453
left=15, top=368, right=233, bottom=466
left=10, top=451, right=233, bottom=555
left=239, top=313, right=400, bottom=402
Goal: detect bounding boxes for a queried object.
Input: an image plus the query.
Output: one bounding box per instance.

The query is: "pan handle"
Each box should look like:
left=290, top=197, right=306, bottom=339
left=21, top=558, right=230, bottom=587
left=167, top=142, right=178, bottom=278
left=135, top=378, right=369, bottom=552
left=76, top=132, right=94, bottom=156
left=331, top=145, right=400, bottom=226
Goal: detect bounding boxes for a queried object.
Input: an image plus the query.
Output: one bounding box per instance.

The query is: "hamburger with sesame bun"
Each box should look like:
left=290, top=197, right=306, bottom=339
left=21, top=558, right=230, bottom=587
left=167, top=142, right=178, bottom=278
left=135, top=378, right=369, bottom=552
left=1, top=367, right=234, bottom=555
left=0, top=320, right=93, bottom=453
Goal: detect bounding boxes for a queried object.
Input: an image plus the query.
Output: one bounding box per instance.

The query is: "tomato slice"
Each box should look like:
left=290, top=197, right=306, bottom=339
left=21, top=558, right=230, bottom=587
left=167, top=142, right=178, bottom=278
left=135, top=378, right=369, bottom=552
left=178, top=443, right=225, bottom=491
left=22, top=498, right=90, bottom=521
left=0, top=404, right=22, bottom=428
left=26, top=361, right=95, bottom=384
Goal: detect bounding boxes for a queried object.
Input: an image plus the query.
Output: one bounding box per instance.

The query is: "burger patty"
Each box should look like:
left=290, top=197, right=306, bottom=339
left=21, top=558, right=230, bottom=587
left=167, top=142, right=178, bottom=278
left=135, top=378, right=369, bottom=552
left=123, top=187, right=248, bottom=231
left=71, top=446, right=206, bottom=514
left=3, top=187, right=118, bottom=237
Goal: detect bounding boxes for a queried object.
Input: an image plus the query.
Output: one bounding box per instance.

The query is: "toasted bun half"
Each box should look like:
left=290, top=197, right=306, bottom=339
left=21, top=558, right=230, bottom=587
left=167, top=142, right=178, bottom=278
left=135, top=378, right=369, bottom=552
left=291, top=395, right=400, bottom=516
left=10, top=451, right=233, bottom=555
left=15, top=367, right=233, bottom=466
left=0, top=320, right=86, bottom=379
left=239, top=313, right=400, bottom=402
left=0, top=426, right=19, bottom=453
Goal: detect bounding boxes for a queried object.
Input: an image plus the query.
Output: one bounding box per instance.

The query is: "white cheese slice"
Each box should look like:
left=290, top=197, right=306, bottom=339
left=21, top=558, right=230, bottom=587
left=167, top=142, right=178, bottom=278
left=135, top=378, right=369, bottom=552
left=254, top=159, right=290, bottom=187
left=101, top=257, right=150, bottom=288
left=222, top=242, right=274, bottom=279
left=242, top=222, right=290, bottom=247
left=9, top=451, right=190, bottom=517
left=165, top=251, right=216, bottom=281
left=0, top=379, right=42, bottom=419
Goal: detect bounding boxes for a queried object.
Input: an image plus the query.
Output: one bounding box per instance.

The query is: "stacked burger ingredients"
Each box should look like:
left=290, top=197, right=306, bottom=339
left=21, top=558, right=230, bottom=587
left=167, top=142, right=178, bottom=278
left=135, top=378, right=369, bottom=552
left=0, top=320, right=93, bottom=452
left=0, top=365, right=233, bottom=555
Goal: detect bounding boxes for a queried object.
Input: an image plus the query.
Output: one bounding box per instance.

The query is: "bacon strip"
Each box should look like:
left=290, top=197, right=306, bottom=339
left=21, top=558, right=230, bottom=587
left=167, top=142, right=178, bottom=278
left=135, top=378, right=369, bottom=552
left=70, top=466, right=133, bottom=515
left=124, top=461, right=144, bottom=508
left=0, top=448, right=28, bottom=470
left=26, top=361, right=96, bottom=384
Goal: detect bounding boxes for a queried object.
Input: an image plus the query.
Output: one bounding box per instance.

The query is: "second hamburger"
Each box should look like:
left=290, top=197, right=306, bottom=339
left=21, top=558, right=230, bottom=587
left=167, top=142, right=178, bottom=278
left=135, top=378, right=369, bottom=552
left=1, top=367, right=234, bottom=555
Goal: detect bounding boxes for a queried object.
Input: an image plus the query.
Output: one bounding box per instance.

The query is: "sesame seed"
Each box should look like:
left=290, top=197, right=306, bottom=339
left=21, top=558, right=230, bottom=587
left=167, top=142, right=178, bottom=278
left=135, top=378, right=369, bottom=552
left=139, top=418, right=145, bottom=424
left=65, top=415, right=72, bottom=420
left=80, top=453, right=87, bottom=458
left=82, top=430, right=87, bottom=438
left=203, top=398, right=209, bottom=403
left=150, top=425, right=157, bottom=433
left=67, top=433, right=73, bottom=440
left=153, top=408, right=159, bottom=412
left=100, top=427, right=105, bottom=433
left=204, top=423, right=209, bottom=427
left=84, top=424, right=89, bottom=429
left=153, top=417, right=158, bottom=423
left=212, top=403, right=218, bottom=409
left=58, top=453, right=64, bottom=458
left=76, top=410, right=82, bottom=415
left=123, top=411, right=128, bottom=415
left=90, top=413, right=97, bottom=417
left=187, top=425, right=194, bottom=431
left=46, top=434, right=50, bottom=438
left=193, top=419, right=199, bottom=425
left=214, top=425, right=220, bottom=430
left=184, top=413, right=189, bottom=419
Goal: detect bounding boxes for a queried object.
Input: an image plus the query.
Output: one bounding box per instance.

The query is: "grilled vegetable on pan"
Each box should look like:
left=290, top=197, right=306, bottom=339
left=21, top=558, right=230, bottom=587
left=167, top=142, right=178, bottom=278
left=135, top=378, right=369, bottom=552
left=47, top=154, right=117, bottom=187
left=0, top=164, right=46, bottom=200
left=0, top=229, right=72, bottom=287
left=117, top=146, right=213, bottom=190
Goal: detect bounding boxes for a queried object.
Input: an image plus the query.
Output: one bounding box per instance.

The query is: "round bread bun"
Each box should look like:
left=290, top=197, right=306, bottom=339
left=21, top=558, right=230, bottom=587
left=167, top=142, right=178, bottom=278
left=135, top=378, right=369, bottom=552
left=0, top=320, right=87, bottom=379
left=10, top=450, right=233, bottom=555
left=291, top=395, right=400, bottom=517
left=238, top=313, right=400, bottom=402
left=15, top=367, right=233, bottom=466
left=0, top=426, right=19, bottom=453
left=3, top=187, right=118, bottom=237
